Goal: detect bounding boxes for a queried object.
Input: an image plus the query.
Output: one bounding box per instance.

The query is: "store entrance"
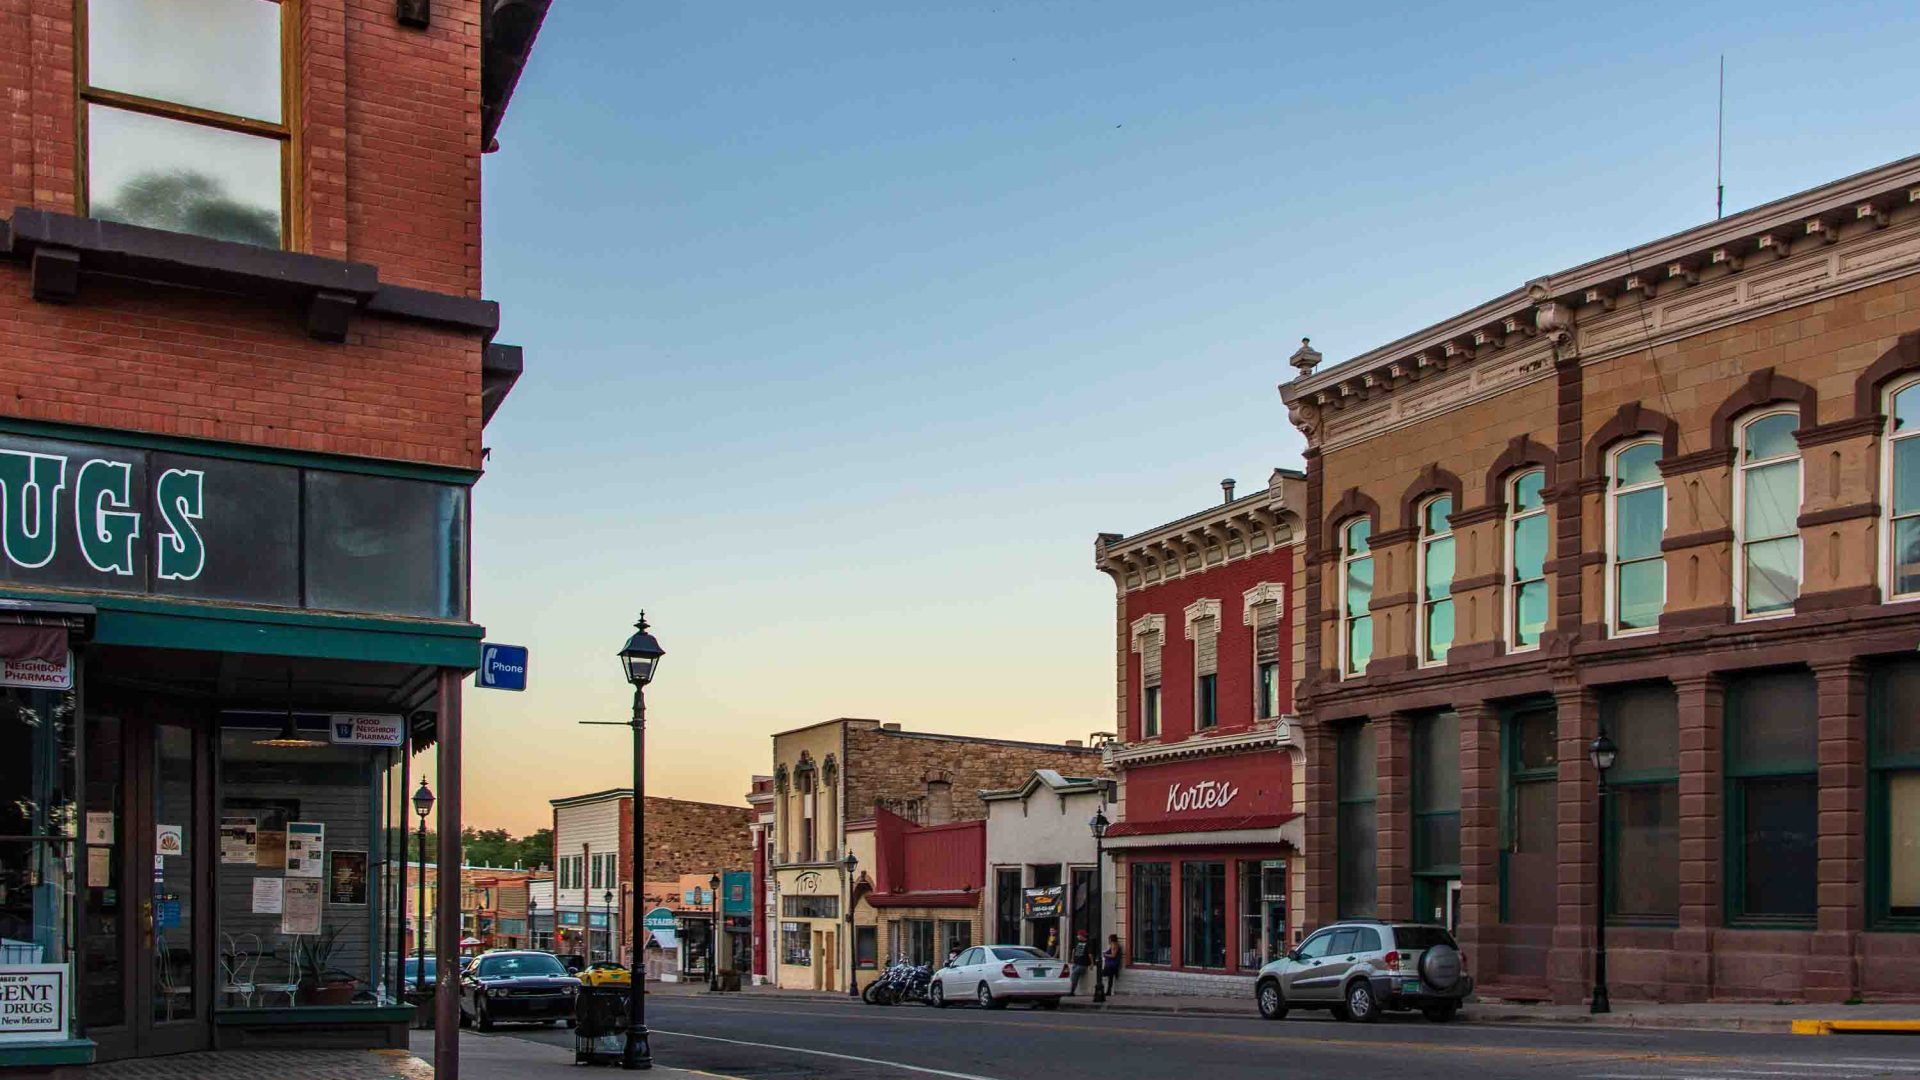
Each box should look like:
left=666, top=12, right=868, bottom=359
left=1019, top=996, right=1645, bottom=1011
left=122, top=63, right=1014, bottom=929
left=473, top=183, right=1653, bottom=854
left=82, top=696, right=212, bottom=1061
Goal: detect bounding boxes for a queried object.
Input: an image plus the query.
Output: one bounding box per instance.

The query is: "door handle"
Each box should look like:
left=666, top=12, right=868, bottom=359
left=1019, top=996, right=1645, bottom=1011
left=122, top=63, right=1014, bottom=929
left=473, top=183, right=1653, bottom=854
left=142, top=900, right=154, bottom=950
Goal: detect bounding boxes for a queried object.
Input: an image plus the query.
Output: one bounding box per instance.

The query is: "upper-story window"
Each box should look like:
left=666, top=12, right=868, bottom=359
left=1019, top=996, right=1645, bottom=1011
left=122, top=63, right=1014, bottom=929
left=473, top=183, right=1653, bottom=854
left=1244, top=586, right=1283, bottom=721
left=81, top=0, right=291, bottom=248
left=1506, top=469, right=1548, bottom=650
left=1886, top=381, right=1920, bottom=600
left=1132, top=616, right=1165, bottom=739
left=1419, top=496, right=1454, bottom=664
left=1735, top=411, right=1802, bottom=619
left=1186, top=600, right=1220, bottom=731
left=1607, top=441, right=1665, bottom=635
left=1341, top=520, right=1373, bottom=676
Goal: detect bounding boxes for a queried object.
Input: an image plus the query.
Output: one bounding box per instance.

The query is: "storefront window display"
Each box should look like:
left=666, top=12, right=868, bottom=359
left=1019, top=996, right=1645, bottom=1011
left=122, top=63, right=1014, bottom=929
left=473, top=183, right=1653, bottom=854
left=0, top=682, right=78, bottom=1038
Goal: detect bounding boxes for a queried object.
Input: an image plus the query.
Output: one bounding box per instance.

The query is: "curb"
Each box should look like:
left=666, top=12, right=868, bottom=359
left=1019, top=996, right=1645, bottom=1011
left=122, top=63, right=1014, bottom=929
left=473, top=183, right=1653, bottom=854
left=1792, top=1019, right=1920, bottom=1036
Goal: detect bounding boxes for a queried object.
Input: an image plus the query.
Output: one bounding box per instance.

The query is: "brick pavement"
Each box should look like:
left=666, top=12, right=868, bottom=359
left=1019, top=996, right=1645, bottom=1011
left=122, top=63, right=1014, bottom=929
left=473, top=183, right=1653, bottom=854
left=87, top=1049, right=430, bottom=1080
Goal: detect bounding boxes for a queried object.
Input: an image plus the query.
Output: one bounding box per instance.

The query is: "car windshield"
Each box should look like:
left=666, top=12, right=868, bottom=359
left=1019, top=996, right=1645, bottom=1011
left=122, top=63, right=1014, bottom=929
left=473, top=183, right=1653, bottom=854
left=402, top=959, right=436, bottom=977
left=1391, top=926, right=1457, bottom=951
left=474, top=954, right=568, bottom=978
left=991, top=947, right=1046, bottom=961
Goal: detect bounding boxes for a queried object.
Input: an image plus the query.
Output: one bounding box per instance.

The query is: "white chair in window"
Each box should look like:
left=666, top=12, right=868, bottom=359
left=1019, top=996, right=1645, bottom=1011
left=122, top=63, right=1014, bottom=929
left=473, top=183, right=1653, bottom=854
left=221, top=932, right=261, bottom=1007
left=255, top=935, right=302, bottom=1008
left=154, top=934, right=194, bottom=1021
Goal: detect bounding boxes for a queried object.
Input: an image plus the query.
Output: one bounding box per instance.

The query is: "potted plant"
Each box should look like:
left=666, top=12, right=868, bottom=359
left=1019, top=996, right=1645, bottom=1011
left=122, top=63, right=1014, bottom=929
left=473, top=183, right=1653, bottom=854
left=295, top=927, right=359, bottom=1006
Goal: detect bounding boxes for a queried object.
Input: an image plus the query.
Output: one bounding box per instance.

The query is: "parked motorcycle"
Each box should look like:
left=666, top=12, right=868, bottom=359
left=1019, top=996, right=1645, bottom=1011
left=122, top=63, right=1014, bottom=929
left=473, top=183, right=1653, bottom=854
left=861, top=959, right=932, bottom=1005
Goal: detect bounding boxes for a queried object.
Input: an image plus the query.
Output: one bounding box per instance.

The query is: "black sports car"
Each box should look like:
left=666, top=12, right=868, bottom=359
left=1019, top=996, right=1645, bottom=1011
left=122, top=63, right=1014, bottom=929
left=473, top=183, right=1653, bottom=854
left=458, top=950, right=581, bottom=1030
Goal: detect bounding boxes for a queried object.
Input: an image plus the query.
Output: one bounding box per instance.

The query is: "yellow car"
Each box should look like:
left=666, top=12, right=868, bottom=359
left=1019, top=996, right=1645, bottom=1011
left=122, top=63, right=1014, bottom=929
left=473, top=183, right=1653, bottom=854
left=576, top=962, right=632, bottom=987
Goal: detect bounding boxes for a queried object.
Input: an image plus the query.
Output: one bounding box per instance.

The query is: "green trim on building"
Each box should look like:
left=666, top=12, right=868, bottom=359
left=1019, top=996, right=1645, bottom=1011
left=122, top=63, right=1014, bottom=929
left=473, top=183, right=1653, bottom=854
left=0, top=1039, right=96, bottom=1066
left=0, top=587, right=484, bottom=669
left=0, top=416, right=481, bottom=486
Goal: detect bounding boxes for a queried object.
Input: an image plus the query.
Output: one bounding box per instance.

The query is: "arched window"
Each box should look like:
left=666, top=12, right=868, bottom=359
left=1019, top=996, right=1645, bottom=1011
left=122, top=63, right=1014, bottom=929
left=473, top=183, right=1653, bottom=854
left=1418, top=496, right=1454, bottom=664
left=1607, top=440, right=1665, bottom=635
left=1734, top=410, right=1801, bottom=618
left=1340, top=519, right=1373, bottom=676
left=1887, top=380, right=1920, bottom=600
left=1506, top=469, right=1548, bottom=649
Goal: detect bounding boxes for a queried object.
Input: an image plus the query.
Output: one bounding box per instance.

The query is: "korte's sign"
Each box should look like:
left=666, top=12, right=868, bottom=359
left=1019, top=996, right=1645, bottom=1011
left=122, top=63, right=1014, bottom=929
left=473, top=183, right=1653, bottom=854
left=1124, top=752, right=1289, bottom=827
left=0, top=965, right=68, bottom=1040
left=0, top=433, right=467, bottom=620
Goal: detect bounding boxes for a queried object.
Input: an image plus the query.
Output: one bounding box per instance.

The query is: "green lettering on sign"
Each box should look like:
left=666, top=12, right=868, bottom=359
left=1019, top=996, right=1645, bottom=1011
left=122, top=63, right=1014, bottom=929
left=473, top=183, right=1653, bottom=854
left=76, top=458, right=140, bottom=575
left=155, top=468, right=205, bottom=582
left=0, top=451, right=67, bottom=569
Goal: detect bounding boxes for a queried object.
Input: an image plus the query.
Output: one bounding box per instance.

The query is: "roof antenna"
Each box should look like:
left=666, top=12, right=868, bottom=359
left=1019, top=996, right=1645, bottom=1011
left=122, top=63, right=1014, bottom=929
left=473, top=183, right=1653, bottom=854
left=1716, top=54, right=1726, bottom=220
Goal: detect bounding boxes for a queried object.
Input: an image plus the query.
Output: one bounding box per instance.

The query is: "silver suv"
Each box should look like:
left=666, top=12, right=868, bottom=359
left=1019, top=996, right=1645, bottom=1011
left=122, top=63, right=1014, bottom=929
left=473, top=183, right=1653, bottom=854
left=1254, top=920, right=1469, bottom=1023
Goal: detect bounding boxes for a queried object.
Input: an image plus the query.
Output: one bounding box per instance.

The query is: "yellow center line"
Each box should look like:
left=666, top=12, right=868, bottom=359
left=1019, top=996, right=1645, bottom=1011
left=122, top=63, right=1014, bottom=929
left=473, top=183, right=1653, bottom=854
left=653, top=998, right=1731, bottom=1067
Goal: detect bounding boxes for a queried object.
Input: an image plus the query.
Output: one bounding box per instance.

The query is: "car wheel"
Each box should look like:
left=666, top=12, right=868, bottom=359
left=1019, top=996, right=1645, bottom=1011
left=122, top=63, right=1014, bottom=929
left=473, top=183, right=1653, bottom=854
left=1422, top=1002, right=1459, bottom=1023
left=476, top=998, right=495, bottom=1032
left=1344, top=980, right=1378, bottom=1023
left=1256, top=979, right=1288, bottom=1021
left=977, top=982, right=1004, bottom=1010
left=928, top=982, right=947, bottom=1008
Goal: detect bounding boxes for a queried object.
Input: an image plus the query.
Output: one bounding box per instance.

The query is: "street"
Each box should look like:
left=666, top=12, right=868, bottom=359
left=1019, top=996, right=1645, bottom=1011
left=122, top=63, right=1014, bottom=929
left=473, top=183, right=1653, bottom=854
left=470, top=994, right=1920, bottom=1080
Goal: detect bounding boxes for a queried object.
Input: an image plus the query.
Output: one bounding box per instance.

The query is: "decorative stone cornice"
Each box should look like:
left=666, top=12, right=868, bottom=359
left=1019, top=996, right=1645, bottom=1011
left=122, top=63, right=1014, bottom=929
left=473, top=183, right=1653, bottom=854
left=1241, top=582, right=1285, bottom=623
left=1183, top=598, right=1221, bottom=638
left=1108, top=721, right=1301, bottom=766
left=1097, top=469, right=1308, bottom=591
left=1281, top=153, right=1920, bottom=451
left=1128, top=613, right=1166, bottom=648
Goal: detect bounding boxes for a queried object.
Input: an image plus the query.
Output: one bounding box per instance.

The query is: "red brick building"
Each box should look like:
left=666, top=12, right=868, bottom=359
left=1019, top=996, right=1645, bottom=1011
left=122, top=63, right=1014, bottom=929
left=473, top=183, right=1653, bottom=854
left=1093, top=470, right=1306, bottom=992
left=0, top=0, right=552, bottom=1066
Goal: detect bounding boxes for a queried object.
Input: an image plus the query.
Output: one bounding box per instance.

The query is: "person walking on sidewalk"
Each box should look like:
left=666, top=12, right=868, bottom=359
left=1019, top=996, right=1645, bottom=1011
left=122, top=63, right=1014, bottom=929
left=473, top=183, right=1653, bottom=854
left=1100, top=934, right=1122, bottom=996
left=1068, top=931, right=1091, bottom=995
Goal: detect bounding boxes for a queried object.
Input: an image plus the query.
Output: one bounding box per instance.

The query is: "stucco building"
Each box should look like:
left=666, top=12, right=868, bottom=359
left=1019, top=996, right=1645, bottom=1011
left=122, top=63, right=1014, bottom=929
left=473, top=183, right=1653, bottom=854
left=769, top=718, right=1101, bottom=992
left=1281, top=153, right=1920, bottom=1004
left=981, top=770, right=1114, bottom=965
left=1093, top=470, right=1308, bottom=994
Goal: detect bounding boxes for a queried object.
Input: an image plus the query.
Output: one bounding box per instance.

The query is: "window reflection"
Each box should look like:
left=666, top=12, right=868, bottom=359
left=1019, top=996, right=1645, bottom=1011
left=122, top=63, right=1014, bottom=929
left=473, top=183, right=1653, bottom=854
left=88, top=105, right=282, bottom=247
left=88, top=0, right=282, bottom=123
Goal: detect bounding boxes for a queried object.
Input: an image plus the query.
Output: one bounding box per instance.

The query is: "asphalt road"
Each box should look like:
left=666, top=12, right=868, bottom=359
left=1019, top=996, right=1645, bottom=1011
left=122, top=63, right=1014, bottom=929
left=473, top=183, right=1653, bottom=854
left=469, top=993, right=1920, bottom=1080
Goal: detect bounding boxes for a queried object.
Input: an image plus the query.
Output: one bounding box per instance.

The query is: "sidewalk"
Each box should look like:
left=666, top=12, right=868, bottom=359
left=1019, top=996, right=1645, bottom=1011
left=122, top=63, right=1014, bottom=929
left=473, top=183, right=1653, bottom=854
left=82, top=1035, right=732, bottom=1080
left=407, top=1030, right=732, bottom=1078
left=683, top=979, right=1920, bottom=1036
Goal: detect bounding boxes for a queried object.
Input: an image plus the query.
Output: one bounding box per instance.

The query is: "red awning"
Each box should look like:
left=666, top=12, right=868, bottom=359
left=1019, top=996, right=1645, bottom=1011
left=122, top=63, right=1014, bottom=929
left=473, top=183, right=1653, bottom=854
left=0, top=625, right=65, bottom=664
left=1103, top=812, right=1300, bottom=838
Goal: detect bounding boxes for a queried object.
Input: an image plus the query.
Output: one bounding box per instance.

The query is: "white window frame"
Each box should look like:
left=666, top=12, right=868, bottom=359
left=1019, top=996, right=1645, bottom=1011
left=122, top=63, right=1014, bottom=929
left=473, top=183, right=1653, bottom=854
left=1185, top=598, right=1221, bottom=731
left=1243, top=582, right=1285, bottom=722
left=1339, top=520, right=1373, bottom=678
left=1605, top=438, right=1666, bottom=637
left=1733, top=408, right=1803, bottom=622
left=1884, top=377, right=1920, bottom=604
left=1417, top=494, right=1454, bottom=667
left=1130, top=613, right=1167, bottom=740
left=1505, top=469, right=1548, bottom=652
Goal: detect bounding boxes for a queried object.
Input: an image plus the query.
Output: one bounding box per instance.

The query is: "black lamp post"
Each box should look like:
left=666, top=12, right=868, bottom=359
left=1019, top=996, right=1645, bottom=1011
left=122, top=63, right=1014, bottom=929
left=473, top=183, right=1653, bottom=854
left=413, top=780, right=434, bottom=995
left=1089, top=805, right=1110, bottom=1003
left=528, top=891, right=539, bottom=952
left=603, top=890, right=615, bottom=964
left=842, top=851, right=859, bottom=998
left=618, top=615, right=665, bottom=1070
left=1588, top=731, right=1618, bottom=1015
left=708, top=874, right=721, bottom=991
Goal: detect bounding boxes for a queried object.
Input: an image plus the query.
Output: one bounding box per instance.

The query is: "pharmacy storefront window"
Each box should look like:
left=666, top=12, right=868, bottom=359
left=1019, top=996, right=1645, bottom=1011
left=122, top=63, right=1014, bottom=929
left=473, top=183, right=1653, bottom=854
left=0, top=671, right=79, bottom=1049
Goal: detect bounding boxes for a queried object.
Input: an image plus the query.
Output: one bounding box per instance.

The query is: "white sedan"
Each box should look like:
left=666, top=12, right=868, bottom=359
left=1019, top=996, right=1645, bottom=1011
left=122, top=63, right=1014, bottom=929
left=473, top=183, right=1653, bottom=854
left=929, top=945, right=1071, bottom=1009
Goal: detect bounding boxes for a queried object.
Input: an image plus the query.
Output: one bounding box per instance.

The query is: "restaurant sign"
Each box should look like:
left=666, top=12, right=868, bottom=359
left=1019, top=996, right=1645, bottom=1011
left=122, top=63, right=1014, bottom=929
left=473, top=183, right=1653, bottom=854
left=0, top=965, right=68, bottom=1041
left=1021, top=885, right=1065, bottom=921
left=0, top=433, right=468, bottom=620
left=1124, top=751, right=1289, bottom=828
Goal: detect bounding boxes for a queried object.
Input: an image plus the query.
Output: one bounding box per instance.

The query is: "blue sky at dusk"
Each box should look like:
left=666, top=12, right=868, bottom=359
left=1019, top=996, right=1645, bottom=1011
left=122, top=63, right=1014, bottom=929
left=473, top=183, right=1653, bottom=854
left=463, top=1, right=1920, bottom=831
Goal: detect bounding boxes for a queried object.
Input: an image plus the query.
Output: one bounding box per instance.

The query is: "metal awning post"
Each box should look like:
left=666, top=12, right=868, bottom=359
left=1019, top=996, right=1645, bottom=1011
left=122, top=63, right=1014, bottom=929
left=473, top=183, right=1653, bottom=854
left=433, top=669, right=463, bottom=1079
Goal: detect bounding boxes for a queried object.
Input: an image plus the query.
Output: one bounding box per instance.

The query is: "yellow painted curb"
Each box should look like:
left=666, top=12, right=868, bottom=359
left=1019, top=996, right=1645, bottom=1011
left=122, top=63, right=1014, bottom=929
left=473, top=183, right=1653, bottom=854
left=1792, top=1018, right=1920, bottom=1035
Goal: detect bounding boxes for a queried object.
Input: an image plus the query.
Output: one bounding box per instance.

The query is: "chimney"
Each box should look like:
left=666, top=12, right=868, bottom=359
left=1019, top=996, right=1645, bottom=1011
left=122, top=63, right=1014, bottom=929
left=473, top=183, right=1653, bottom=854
left=1221, top=478, right=1235, bottom=503
left=1065, top=739, right=1083, bottom=748
left=881, top=722, right=902, bottom=732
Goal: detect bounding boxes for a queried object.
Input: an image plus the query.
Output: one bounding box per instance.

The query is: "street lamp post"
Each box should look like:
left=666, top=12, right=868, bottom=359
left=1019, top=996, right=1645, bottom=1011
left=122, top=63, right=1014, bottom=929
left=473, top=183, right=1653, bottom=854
left=616, top=615, right=665, bottom=1070
left=1089, top=805, right=1109, bottom=1004
left=604, top=890, right=615, bottom=965
left=1588, top=732, right=1618, bottom=1015
left=413, top=780, right=435, bottom=995
left=708, top=874, right=721, bottom=991
left=528, top=892, right=539, bottom=952
left=842, top=851, right=859, bottom=998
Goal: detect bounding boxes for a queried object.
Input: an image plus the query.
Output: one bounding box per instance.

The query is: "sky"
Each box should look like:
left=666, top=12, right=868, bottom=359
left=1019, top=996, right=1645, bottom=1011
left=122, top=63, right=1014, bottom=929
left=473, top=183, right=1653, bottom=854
left=461, top=0, right=1920, bottom=835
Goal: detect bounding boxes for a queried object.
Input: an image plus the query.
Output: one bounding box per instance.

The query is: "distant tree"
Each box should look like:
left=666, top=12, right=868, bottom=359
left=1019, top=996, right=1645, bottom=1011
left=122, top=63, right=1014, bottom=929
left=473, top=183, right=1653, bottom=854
left=92, top=169, right=279, bottom=247
left=462, top=827, right=516, bottom=868
left=515, top=828, right=554, bottom=870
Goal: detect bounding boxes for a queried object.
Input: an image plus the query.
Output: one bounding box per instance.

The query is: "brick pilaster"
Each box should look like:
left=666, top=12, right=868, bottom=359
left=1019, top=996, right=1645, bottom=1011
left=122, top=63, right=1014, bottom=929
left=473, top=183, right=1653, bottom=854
left=1301, top=719, right=1339, bottom=930
left=1375, top=713, right=1413, bottom=920
left=1549, top=684, right=1598, bottom=1005
left=1668, top=674, right=1723, bottom=1001
left=1455, top=700, right=1501, bottom=978
left=1808, top=659, right=1867, bottom=1002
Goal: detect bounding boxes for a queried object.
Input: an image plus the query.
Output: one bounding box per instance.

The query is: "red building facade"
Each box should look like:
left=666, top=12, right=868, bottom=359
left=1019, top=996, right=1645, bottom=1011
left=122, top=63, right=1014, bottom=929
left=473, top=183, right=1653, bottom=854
left=1094, top=471, right=1307, bottom=990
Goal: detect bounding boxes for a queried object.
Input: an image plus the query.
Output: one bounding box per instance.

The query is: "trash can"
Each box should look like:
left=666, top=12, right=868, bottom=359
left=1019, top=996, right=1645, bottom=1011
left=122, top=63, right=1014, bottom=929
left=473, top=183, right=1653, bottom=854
left=573, top=985, right=631, bottom=1066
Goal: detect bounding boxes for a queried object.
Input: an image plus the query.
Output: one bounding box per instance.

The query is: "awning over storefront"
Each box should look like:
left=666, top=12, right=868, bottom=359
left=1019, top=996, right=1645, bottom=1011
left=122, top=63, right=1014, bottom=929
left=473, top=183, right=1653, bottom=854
left=1101, top=812, right=1304, bottom=852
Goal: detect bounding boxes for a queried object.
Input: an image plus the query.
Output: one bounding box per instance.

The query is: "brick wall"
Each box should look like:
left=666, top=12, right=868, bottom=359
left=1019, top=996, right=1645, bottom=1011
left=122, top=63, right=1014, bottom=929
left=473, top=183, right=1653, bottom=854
left=841, top=727, right=1102, bottom=827
left=0, top=0, right=492, bottom=469
left=626, top=796, right=755, bottom=882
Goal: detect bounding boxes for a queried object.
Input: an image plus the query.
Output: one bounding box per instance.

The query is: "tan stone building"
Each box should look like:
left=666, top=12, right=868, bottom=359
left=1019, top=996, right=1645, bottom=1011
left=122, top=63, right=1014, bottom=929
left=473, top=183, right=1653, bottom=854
left=1280, top=153, right=1920, bottom=1004
left=770, top=719, right=1102, bottom=992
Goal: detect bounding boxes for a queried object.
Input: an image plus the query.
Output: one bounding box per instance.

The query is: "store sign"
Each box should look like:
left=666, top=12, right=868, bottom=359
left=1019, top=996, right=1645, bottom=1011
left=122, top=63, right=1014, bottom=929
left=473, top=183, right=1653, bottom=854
left=0, top=965, right=67, bottom=1040
left=0, top=652, right=71, bottom=691
left=1021, top=885, right=1065, bottom=920
left=329, top=713, right=406, bottom=746
left=476, top=643, right=528, bottom=691
left=1124, top=752, right=1288, bottom=827
left=0, top=433, right=467, bottom=620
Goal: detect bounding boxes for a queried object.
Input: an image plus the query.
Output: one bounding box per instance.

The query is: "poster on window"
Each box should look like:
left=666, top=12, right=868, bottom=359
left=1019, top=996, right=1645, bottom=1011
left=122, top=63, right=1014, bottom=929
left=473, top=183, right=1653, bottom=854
left=328, top=851, right=368, bottom=905
left=220, top=816, right=257, bottom=865
left=281, top=879, right=322, bottom=934
left=285, top=822, right=325, bottom=878
left=226, top=800, right=298, bottom=870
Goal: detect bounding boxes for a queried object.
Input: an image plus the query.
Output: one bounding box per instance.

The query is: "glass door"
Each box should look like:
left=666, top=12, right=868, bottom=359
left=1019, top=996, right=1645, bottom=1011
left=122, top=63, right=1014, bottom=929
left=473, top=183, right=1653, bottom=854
left=81, top=701, right=210, bottom=1060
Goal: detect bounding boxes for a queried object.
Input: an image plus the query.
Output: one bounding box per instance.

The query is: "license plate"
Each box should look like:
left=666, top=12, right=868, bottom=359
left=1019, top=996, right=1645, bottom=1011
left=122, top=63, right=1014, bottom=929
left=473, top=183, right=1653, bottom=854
left=1402, top=980, right=1419, bottom=993
left=1031, top=967, right=1049, bottom=977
